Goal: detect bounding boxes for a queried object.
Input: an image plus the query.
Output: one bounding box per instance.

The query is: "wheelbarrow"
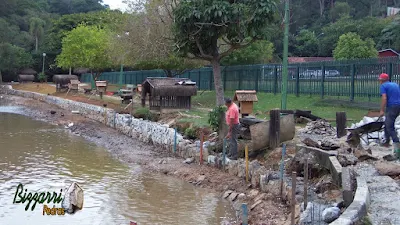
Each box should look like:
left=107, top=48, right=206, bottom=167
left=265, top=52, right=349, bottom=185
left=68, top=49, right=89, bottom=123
left=346, top=116, right=385, bottom=146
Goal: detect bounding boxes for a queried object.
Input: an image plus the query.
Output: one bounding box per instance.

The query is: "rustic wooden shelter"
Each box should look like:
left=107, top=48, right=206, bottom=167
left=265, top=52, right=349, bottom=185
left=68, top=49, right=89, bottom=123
left=141, top=78, right=197, bottom=110
left=233, top=90, right=258, bottom=117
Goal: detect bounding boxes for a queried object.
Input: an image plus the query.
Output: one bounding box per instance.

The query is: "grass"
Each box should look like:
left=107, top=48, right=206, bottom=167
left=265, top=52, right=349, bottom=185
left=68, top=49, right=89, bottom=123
left=187, top=91, right=377, bottom=128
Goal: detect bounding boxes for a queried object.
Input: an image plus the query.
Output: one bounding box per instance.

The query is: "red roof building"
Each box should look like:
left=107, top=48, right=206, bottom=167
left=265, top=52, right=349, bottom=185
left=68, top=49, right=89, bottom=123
left=378, top=49, right=400, bottom=57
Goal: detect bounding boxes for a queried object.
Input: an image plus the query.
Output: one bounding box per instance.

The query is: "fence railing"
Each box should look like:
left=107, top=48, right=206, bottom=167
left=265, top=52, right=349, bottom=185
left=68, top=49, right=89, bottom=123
left=80, top=56, right=400, bottom=100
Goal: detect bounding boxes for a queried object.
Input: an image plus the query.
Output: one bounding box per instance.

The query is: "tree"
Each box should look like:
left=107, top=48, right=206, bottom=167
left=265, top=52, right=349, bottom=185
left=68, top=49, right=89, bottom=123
left=0, top=43, right=33, bottom=83
left=111, top=0, right=205, bottom=77
left=293, top=30, right=319, bottom=57
left=29, top=17, right=46, bottom=52
left=56, top=24, right=112, bottom=81
left=221, top=40, right=275, bottom=66
left=173, top=0, right=278, bottom=106
left=378, top=15, right=400, bottom=52
left=329, top=2, right=351, bottom=22
left=333, top=32, right=378, bottom=60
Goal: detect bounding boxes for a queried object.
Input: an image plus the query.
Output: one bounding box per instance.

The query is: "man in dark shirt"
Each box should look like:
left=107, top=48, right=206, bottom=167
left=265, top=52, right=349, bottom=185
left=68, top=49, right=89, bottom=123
left=379, top=73, right=400, bottom=158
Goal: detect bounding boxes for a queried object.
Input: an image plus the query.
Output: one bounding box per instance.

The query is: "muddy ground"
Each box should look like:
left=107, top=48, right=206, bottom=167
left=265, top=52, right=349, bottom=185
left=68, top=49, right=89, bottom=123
left=0, top=94, right=291, bottom=225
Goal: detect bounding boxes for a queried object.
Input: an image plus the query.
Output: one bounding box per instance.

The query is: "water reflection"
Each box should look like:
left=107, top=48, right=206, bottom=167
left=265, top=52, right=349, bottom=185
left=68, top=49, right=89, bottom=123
left=0, top=112, right=235, bottom=225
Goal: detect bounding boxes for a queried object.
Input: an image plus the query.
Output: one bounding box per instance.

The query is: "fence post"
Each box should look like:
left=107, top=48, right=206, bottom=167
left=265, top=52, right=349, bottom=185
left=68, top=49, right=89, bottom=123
left=321, top=65, right=325, bottom=99
left=238, top=69, right=242, bottom=90
left=388, top=63, right=393, bottom=81
left=291, top=172, right=297, bottom=225
left=209, top=70, right=213, bottom=90
left=295, top=66, right=300, bottom=97
left=336, top=112, right=347, bottom=138
left=242, top=203, right=248, bottom=225
left=280, top=143, right=287, bottom=198
left=350, top=64, right=356, bottom=101
left=255, top=68, right=259, bottom=91
left=273, top=66, right=278, bottom=95
left=198, top=70, right=201, bottom=90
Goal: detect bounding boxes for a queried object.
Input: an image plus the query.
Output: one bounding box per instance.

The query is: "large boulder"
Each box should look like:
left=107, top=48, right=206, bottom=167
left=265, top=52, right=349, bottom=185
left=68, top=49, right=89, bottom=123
left=288, top=147, right=325, bottom=178
left=61, top=182, right=84, bottom=214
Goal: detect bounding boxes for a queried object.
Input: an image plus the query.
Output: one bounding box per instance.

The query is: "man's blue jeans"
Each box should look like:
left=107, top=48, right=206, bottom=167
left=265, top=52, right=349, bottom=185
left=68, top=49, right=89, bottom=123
left=384, top=105, right=400, bottom=143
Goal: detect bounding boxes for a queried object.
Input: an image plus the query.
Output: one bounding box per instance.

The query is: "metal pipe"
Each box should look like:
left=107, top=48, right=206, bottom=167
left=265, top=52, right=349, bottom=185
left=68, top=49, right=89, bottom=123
left=281, top=0, right=290, bottom=110
left=242, top=203, right=248, bottom=225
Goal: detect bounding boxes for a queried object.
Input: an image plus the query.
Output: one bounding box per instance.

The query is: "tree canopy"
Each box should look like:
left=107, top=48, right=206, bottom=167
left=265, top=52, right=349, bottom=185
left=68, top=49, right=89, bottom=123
left=333, top=32, right=378, bottom=60
left=56, top=24, right=112, bottom=76
left=173, top=0, right=278, bottom=105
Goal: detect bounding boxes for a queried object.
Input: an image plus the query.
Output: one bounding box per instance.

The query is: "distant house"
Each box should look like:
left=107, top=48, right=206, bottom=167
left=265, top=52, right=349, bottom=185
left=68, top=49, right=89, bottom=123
left=288, top=57, right=334, bottom=64
left=378, top=49, right=400, bottom=58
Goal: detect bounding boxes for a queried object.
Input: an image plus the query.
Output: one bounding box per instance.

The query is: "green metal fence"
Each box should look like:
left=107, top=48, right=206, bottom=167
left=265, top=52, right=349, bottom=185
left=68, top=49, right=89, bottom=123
left=80, top=56, right=400, bottom=100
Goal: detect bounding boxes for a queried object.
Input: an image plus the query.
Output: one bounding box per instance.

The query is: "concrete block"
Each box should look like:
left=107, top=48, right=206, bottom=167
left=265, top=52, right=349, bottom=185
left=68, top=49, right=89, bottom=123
left=342, top=167, right=355, bottom=207
left=328, top=156, right=342, bottom=186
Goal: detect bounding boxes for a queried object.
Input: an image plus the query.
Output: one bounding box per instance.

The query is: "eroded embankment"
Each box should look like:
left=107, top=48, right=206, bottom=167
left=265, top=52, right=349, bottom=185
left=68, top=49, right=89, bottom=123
left=0, top=86, right=290, bottom=225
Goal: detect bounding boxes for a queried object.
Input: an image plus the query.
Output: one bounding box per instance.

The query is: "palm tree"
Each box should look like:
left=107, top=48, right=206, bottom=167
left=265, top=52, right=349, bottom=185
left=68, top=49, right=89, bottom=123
left=29, top=17, right=46, bottom=52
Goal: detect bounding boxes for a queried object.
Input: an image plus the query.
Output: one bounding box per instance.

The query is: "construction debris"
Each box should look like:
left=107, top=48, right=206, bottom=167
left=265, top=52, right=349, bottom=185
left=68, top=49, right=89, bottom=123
left=300, top=120, right=336, bottom=136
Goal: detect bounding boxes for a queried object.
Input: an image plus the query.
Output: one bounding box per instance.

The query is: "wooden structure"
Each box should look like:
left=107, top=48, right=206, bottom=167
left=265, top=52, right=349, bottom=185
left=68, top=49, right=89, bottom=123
left=141, top=78, right=197, bottom=111
left=119, top=84, right=135, bottom=104
left=53, top=75, right=79, bottom=92
left=95, top=81, right=107, bottom=99
left=65, top=80, right=81, bottom=96
left=233, top=90, right=258, bottom=117
left=18, top=75, right=35, bottom=83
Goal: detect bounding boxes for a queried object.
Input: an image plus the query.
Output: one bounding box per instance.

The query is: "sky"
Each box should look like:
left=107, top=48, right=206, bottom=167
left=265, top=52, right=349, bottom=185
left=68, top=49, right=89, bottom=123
left=102, top=0, right=127, bottom=11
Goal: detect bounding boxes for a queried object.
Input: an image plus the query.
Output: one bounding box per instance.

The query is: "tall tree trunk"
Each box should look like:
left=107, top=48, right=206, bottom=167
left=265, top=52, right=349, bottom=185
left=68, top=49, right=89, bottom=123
left=35, top=36, right=38, bottom=52
left=318, top=0, right=325, bottom=16
left=211, top=57, right=224, bottom=106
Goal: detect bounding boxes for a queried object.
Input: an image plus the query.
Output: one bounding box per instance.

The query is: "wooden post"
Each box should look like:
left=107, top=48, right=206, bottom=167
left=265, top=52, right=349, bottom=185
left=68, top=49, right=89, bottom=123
left=304, top=158, right=308, bottom=210
left=291, top=172, right=297, bottom=225
left=223, top=138, right=226, bottom=170
left=269, top=109, right=280, bottom=149
left=200, top=133, right=204, bottom=165
left=245, top=145, right=249, bottom=182
left=336, top=112, right=347, bottom=138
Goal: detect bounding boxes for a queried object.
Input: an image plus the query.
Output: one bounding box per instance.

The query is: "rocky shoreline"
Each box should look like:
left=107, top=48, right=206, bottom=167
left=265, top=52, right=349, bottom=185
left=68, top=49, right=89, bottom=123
left=0, top=88, right=291, bottom=224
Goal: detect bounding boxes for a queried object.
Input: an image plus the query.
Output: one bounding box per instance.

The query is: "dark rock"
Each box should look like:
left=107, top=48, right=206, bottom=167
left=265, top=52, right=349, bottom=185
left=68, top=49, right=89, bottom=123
left=337, top=154, right=358, bottom=167
left=375, top=161, right=400, bottom=176
left=288, top=148, right=324, bottom=177
left=383, top=154, right=397, bottom=161
left=354, top=148, right=378, bottom=161
left=302, top=138, right=320, bottom=148
left=50, top=110, right=56, bottom=114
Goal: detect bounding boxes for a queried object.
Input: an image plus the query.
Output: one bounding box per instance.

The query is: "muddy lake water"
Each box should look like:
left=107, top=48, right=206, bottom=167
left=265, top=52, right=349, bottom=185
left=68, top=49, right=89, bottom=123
left=0, top=107, right=235, bottom=225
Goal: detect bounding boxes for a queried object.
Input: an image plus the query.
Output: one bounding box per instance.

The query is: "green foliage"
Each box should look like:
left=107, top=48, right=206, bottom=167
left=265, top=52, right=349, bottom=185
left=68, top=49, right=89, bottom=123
left=333, top=32, right=378, bottom=60
left=133, top=107, right=153, bottom=121
left=56, top=24, right=112, bottom=72
left=329, top=2, right=351, bottom=22
left=38, top=72, right=47, bottom=82
left=294, top=30, right=319, bottom=57
left=221, top=40, right=275, bottom=66
left=173, top=0, right=278, bottom=59
left=0, top=43, right=33, bottom=74
left=378, top=15, right=400, bottom=51
left=134, top=55, right=204, bottom=77
left=208, top=106, right=226, bottom=131
left=184, top=127, right=197, bottom=139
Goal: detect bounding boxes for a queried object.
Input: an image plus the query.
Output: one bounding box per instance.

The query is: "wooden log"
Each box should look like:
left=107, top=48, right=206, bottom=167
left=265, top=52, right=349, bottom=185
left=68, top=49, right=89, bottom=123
left=336, top=112, right=347, bottom=138
left=294, top=110, right=322, bottom=121
left=269, top=110, right=280, bottom=150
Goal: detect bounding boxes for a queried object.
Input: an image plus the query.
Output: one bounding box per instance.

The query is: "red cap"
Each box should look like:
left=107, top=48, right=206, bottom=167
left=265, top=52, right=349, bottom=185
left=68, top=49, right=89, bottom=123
left=378, top=73, right=389, bottom=80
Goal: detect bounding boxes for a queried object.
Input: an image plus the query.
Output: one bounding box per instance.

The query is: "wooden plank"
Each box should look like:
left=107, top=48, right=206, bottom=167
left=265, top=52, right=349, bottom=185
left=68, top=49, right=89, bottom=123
left=336, top=112, right=347, bottom=138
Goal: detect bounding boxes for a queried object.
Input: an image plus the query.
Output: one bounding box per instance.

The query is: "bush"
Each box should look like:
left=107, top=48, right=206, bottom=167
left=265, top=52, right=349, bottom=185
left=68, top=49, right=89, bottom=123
left=133, top=107, right=153, bottom=120
left=208, top=106, right=226, bottom=131
left=38, top=72, right=47, bottom=82
left=184, top=127, right=197, bottom=139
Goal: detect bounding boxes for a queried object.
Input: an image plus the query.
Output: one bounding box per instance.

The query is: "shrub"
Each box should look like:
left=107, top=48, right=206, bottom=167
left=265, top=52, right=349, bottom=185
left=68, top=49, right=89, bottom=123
left=208, top=106, right=226, bottom=131
left=184, top=127, right=197, bottom=139
left=38, top=72, right=47, bottom=82
left=133, top=107, right=153, bottom=120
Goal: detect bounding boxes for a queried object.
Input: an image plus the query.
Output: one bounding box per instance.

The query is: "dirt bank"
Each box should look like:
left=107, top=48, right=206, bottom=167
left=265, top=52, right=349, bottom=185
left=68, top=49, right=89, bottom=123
left=0, top=94, right=290, bottom=225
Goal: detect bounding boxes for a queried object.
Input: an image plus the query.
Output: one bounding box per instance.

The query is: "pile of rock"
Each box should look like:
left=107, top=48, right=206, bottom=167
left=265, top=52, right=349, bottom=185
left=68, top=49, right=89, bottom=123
left=300, top=120, right=336, bottom=136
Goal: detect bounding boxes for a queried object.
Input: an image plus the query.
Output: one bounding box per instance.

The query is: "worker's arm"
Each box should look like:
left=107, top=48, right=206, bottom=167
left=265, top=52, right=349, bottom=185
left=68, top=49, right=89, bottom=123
left=380, top=93, right=387, bottom=116
left=229, top=118, right=235, bottom=132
